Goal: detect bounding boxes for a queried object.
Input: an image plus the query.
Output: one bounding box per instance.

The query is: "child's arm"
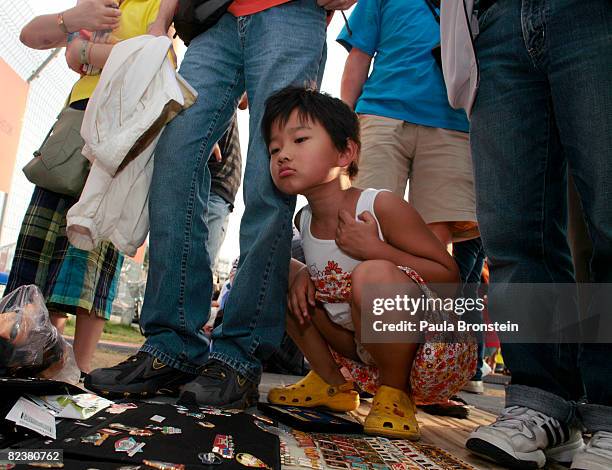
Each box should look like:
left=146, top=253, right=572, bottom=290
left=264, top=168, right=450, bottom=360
left=336, top=192, right=460, bottom=284
left=340, top=47, right=372, bottom=110
left=288, top=258, right=316, bottom=325
left=65, top=37, right=115, bottom=73
left=147, top=0, right=179, bottom=37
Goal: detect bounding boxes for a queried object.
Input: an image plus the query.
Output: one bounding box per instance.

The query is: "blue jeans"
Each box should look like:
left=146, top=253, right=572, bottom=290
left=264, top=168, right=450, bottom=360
left=140, top=0, right=326, bottom=382
left=471, top=0, right=612, bottom=431
left=206, top=192, right=232, bottom=271
left=454, top=237, right=486, bottom=380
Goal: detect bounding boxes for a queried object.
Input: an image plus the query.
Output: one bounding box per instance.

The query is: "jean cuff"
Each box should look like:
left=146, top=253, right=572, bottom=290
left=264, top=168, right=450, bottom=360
left=209, top=350, right=261, bottom=384
left=578, top=403, right=612, bottom=432
left=506, top=384, right=578, bottom=426
left=140, top=343, right=202, bottom=375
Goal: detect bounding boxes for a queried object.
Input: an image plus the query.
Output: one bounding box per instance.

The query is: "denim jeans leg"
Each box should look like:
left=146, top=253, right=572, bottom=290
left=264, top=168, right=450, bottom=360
left=206, top=192, right=232, bottom=270
left=454, top=237, right=485, bottom=379
left=210, top=0, right=326, bottom=382
left=470, top=0, right=583, bottom=415
left=544, top=0, right=612, bottom=429
left=140, top=14, right=246, bottom=374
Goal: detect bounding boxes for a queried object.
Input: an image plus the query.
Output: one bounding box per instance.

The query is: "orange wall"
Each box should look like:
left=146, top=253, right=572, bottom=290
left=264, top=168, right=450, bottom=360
left=0, top=59, right=29, bottom=194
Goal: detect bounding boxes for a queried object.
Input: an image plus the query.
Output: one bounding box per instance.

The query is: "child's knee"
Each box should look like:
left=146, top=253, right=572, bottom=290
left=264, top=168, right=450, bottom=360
left=352, top=260, right=398, bottom=286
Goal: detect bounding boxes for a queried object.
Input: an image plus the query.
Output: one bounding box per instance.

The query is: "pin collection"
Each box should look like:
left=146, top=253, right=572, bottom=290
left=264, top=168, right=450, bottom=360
left=279, top=431, right=474, bottom=470
left=62, top=403, right=274, bottom=469
left=18, top=400, right=474, bottom=470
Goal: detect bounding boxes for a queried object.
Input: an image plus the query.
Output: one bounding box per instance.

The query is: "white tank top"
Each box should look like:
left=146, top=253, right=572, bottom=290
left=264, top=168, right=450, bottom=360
left=299, top=188, right=387, bottom=330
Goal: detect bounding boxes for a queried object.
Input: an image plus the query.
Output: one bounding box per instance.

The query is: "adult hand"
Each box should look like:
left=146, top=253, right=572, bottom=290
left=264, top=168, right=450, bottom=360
left=317, top=0, right=357, bottom=11
left=335, top=209, right=381, bottom=259
left=288, top=266, right=316, bottom=325
left=64, top=0, right=121, bottom=33
left=65, top=37, right=85, bottom=73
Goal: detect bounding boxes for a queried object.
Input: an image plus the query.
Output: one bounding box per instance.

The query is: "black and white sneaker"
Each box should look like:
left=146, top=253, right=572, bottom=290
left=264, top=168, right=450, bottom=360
left=571, top=431, right=612, bottom=470
left=84, top=352, right=196, bottom=398
left=178, top=359, right=259, bottom=409
left=466, top=406, right=585, bottom=469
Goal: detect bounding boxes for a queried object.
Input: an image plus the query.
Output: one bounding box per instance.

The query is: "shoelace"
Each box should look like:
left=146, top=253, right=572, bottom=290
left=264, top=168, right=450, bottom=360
left=116, top=351, right=147, bottom=366
left=590, top=431, right=612, bottom=452
left=490, top=406, right=552, bottom=431
left=199, top=360, right=228, bottom=380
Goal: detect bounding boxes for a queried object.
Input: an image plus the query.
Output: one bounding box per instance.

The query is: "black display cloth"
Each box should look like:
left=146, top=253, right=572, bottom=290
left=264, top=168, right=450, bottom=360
left=257, top=403, right=362, bottom=434
left=9, top=401, right=280, bottom=470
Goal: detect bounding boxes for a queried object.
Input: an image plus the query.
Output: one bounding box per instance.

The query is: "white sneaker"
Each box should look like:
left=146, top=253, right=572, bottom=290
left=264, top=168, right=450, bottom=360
left=571, top=431, right=612, bottom=470
left=482, top=361, right=492, bottom=377
left=462, top=380, right=484, bottom=394
left=466, top=406, right=585, bottom=469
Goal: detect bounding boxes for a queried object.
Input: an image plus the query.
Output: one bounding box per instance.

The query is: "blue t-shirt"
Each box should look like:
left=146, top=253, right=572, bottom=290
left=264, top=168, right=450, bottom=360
left=337, top=0, right=469, bottom=132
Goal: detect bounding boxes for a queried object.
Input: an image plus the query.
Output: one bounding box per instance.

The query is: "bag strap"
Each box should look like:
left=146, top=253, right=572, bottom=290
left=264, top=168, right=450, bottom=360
left=34, top=118, right=58, bottom=157
left=424, top=0, right=440, bottom=23
left=35, top=91, right=75, bottom=157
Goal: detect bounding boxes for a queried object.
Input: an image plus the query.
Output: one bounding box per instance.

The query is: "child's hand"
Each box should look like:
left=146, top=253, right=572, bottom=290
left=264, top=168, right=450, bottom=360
left=336, top=209, right=382, bottom=259
left=288, top=266, right=316, bottom=325
left=65, top=37, right=84, bottom=73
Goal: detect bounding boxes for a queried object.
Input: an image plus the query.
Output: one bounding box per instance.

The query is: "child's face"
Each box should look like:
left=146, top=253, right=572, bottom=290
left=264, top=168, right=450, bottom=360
left=268, top=109, right=345, bottom=195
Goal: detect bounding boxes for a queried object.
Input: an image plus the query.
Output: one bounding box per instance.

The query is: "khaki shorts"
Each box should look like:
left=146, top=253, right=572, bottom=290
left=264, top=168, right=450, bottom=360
left=354, top=114, right=479, bottom=242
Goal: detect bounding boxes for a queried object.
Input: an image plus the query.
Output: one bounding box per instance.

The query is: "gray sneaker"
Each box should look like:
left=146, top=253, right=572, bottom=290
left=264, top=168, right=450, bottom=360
left=571, top=431, right=612, bottom=470
left=466, top=406, right=585, bottom=469
left=178, top=359, right=259, bottom=409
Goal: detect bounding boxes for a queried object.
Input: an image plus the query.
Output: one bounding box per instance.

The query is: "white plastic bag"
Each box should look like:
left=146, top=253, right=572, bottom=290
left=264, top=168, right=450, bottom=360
left=0, top=285, right=79, bottom=384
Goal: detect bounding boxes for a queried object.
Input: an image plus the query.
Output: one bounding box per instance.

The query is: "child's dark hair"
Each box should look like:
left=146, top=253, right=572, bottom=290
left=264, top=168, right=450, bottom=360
left=262, top=86, right=360, bottom=179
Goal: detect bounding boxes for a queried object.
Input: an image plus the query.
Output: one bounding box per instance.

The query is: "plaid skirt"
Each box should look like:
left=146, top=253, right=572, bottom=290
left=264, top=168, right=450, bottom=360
left=6, top=187, right=124, bottom=319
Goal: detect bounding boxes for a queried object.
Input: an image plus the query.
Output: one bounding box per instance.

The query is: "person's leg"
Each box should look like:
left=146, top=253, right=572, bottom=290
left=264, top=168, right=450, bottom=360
left=427, top=222, right=453, bottom=252
left=352, top=115, right=412, bottom=197
left=72, top=308, right=105, bottom=373
left=268, top=261, right=359, bottom=412
left=6, top=187, right=73, bottom=296
left=351, top=260, right=420, bottom=391
left=350, top=260, right=421, bottom=439
left=454, top=238, right=486, bottom=388
left=50, top=314, right=67, bottom=334
left=410, top=125, right=479, bottom=248
left=267, top=309, right=360, bottom=412
left=207, top=0, right=326, bottom=378
left=206, top=192, right=232, bottom=271
left=465, top=0, right=584, bottom=467
left=86, top=13, right=245, bottom=396
left=541, top=2, right=612, bottom=466
left=179, top=1, right=327, bottom=408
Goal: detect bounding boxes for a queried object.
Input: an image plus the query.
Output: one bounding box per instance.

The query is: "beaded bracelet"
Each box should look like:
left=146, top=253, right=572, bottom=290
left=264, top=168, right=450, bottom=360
left=79, top=39, right=89, bottom=65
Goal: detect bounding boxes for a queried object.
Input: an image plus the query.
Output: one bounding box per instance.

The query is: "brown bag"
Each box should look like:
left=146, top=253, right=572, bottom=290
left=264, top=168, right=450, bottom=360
left=22, top=107, right=90, bottom=197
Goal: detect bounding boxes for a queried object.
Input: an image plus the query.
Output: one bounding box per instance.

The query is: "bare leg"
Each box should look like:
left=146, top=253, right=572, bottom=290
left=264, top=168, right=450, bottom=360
left=351, top=260, right=420, bottom=391
left=286, top=311, right=347, bottom=385
left=285, top=260, right=358, bottom=386
left=72, top=308, right=105, bottom=373
left=428, top=222, right=453, bottom=253
left=50, top=313, right=67, bottom=334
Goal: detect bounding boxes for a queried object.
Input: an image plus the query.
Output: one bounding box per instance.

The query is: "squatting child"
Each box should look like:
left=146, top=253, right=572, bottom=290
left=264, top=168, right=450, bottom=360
left=262, top=86, right=475, bottom=440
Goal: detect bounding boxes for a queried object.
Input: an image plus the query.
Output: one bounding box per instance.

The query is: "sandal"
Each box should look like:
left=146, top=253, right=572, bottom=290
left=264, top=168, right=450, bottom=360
left=364, top=385, right=420, bottom=440
left=267, top=371, right=359, bottom=412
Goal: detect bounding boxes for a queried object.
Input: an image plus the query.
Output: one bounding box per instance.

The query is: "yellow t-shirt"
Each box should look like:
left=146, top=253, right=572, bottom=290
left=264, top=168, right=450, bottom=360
left=69, top=0, right=161, bottom=103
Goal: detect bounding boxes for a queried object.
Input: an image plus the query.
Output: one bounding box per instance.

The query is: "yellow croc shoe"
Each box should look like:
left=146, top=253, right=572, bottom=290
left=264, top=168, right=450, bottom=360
left=267, top=371, right=359, bottom=412
left=364, top=385, right=420, bottom=440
